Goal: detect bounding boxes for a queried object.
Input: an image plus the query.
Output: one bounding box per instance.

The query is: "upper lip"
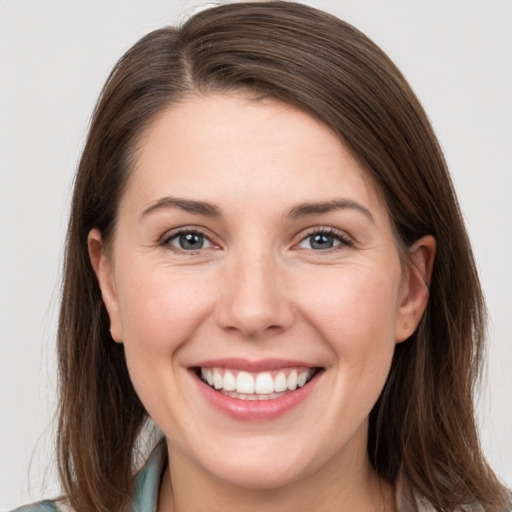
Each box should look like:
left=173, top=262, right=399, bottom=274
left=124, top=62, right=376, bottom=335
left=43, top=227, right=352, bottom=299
left=192, top=358, right=319, bottom=372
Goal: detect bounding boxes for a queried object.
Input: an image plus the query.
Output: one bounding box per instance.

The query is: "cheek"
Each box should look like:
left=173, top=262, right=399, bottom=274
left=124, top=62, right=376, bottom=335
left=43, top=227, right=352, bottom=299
left=298, top=265, right=401, bottom=412
left=116, top=263, right=214, bottom=355
left=314, top=270, right=401, bottom=416
left=114, top=264, right=216, bottom=430
left=302, top=267, right=402, bottom=352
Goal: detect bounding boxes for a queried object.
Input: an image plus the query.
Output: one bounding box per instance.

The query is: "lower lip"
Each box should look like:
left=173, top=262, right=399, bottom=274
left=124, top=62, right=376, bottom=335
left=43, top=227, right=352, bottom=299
left=191, top=370, right=321, bottom=421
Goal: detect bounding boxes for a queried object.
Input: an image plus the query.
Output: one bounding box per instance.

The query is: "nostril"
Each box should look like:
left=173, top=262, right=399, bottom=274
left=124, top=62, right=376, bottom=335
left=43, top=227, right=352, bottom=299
left=215, top=270, right=295, bottom=337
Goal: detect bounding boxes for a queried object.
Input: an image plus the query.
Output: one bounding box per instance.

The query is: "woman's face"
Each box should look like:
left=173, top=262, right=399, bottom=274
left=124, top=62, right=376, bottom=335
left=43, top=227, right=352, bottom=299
left=91, top=93, right=430, bottom=490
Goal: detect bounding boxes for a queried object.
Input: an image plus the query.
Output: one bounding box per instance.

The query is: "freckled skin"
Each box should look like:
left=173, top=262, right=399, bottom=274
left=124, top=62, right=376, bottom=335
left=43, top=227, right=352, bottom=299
left=90, top=93, right=434, bottom=511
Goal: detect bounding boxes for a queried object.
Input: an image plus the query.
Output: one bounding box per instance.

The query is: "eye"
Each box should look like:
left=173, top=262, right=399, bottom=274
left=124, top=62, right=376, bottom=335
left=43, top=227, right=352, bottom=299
left=164, top=230, right=214, bottom=251
left=297, top=229, right=352, bottom=251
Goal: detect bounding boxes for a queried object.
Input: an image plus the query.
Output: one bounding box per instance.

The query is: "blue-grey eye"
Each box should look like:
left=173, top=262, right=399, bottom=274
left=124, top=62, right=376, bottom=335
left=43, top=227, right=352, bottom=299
left=298, top=231, right=345, bottom=250
left=167, top=231, right=212, bottom=251
left=310, top=233, right=336, bottom=249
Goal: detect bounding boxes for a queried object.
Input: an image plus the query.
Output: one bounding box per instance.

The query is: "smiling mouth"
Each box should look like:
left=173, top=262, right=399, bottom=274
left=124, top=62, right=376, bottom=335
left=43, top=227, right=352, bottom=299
left=194, top=366, right=321, bottom=401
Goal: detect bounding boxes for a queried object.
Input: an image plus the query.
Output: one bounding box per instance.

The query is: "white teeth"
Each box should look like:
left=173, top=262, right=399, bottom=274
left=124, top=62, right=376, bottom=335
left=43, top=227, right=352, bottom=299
left=200, top=367, right=316, bottom=398
left=236, top=371, right=255, bottom=394
left=287, top=370, right=298, bottom=390
left=213, top=368, right=223, bottom=390
left=297, top=370, right=308, bottom=388
left=255, top=372, right=274, bottom=394
left=220, top=390, right=286, bottom=400
left=223, top=370, right=236, bottom=391
left=274, top=372, right=288, bottom=392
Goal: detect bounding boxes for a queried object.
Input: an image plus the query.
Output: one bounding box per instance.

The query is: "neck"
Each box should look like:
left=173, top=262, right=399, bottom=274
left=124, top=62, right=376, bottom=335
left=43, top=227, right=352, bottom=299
left=157, top=441, right=396, bottom=512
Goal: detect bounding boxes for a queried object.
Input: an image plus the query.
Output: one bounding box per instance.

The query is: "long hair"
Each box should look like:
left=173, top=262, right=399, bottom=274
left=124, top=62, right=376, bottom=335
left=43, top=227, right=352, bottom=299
left=57, top=2, right=510, bottom=511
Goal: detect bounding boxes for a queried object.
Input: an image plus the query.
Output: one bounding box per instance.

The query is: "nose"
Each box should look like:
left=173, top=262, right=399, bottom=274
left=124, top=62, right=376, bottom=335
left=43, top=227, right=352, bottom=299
left=216, top=250, right=294, bottom=338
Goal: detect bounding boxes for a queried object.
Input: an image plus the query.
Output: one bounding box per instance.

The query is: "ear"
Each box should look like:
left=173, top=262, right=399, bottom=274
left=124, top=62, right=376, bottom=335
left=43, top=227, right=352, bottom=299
left=88, top=228, right=123, bottom=343
left=395, top=235, right=436, bottom=343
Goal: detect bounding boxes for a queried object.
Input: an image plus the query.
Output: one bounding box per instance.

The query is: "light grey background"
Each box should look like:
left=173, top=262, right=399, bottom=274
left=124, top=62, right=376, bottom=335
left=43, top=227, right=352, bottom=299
left=1, top=0, right=511, bottom=509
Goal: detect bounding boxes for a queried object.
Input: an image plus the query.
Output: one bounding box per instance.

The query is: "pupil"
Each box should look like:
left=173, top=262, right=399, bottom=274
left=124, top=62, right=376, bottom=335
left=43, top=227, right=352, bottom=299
left=180, top=233, right=203, bottom=250
left=311, top=234, right=333, bottom=249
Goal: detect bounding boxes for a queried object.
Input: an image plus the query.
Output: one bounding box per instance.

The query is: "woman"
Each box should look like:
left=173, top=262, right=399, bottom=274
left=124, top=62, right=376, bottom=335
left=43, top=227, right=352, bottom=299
left=13, top=1, right=511, bottom=511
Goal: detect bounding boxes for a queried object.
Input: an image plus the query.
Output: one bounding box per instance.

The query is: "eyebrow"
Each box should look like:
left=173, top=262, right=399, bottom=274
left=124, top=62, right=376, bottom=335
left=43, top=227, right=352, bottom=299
left=286, top=199, right=375, bottom=223
left=139, top=196, right=374, bottom=224
left=140, top=197, right=222, bottom=220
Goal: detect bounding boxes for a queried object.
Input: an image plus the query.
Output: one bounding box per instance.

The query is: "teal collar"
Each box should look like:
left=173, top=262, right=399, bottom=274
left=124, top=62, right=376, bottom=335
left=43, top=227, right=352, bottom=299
left=131, top=440, right=167, bottom=512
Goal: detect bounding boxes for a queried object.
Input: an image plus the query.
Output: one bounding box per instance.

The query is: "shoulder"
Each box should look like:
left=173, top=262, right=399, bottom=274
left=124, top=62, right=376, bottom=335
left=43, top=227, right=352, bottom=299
left=10, top=499, right=75, bottom=512
left=9, top=501, right=60, bottom=512
left=10, top=443, right=167, bottom=512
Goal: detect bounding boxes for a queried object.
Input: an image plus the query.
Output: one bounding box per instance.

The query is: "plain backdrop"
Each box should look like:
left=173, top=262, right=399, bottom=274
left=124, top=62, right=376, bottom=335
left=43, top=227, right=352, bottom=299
left=1, top=0, right=511, bottom=509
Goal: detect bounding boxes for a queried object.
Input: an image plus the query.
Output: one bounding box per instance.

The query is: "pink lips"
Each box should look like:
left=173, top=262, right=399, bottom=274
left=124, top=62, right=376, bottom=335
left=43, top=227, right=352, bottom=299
left=196, top=358, right=317, bottom=372
left=190, top=358, right=321, bottom=421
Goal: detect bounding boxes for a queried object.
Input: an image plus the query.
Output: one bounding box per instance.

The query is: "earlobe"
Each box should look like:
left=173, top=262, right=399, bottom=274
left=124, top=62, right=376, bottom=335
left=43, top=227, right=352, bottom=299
left=395, top=235, right=436, bottom=343
left=88, top=229, right=123, bottom=343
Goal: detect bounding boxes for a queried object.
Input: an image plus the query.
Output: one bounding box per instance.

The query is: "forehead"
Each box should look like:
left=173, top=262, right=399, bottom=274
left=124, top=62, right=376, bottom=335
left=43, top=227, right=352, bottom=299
left=123, top=93, right=387, bottom=223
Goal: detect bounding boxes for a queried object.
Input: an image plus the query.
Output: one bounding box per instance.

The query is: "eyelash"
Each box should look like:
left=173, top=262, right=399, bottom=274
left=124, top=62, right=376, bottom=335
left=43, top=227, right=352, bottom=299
left=297, top=228, right=354, bottom=251
left=161, top=227, right=214, bottom=254
left=160, top=227, right=354, bottom=254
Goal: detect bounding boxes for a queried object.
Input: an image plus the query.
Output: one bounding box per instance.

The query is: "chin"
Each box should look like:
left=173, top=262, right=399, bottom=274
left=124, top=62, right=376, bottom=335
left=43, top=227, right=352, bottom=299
left=212, top=459, right=309, bottom=490
left=195, top=438, right=320, bottom=491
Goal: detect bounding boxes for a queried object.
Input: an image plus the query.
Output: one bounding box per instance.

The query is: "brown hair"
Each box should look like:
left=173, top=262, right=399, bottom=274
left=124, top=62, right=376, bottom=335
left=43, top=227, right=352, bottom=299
left=57, top=2, right=510, bottom=511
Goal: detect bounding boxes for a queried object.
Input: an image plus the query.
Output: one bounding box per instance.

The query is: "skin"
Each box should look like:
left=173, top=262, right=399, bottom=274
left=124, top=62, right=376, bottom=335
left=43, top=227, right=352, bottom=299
left=89, top=93, right=435, bottom=511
